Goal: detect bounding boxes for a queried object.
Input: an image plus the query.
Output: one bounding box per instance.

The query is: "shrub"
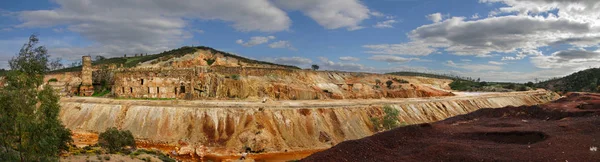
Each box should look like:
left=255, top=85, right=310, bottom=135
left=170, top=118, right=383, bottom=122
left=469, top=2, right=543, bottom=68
left=386, top=80, right=393, bottom=88
left=371, top=105, right=401, bottom=131
left=98, top=127, right=136, bottom=153
left=104, top=155, right=111, bottom=161
left=48, top=78, right=58, bottom=82
left=205, top=58, right=216, bottom=66
left=392, top=78, right=409, bottom=83
left=231, top=74, right=240, bottom=80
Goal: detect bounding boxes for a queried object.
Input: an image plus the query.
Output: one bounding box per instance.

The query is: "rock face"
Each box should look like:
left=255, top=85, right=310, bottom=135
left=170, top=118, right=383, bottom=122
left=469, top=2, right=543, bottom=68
left=303, top=92, right=600, bottom=162
left=111, top=67, right=454, bottom=100
left=59, top=90, right=558, bottom=158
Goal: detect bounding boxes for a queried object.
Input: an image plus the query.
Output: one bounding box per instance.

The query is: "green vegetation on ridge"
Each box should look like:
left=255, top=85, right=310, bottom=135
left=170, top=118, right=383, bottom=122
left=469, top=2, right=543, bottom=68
left=535, top=68, right=600, bottom=93
left=50, top=46, right=300, bottom=73
left=388, top=71, right=533, bottom=92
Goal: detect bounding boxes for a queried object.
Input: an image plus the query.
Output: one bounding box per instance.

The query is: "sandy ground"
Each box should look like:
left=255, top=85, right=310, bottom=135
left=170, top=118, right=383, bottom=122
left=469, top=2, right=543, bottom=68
left=61, top=90, right=550, bottom=109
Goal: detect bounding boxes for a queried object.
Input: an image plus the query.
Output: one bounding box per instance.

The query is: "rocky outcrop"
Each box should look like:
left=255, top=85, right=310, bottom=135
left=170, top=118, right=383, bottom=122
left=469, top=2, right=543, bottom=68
left=112, top=67, right=454, bottom=100
left=59, top=90, right=559, bottom=158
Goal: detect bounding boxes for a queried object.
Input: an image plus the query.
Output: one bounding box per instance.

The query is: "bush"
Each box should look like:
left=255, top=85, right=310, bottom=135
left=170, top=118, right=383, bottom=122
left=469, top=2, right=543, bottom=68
left=386, top=80, right=393, bottom=88
left=371, top=105, right=401, bottom=131
left=231, top=74, right=240, bottom=80
left=98, top=127, right=136, bottom=153
left=48, top=78, right=58, bottom=82
left=392, top=78, right=409, bottom=83
left=205, top=58, right=216, bottom=66
left=104, top=155, right=111, bottom=161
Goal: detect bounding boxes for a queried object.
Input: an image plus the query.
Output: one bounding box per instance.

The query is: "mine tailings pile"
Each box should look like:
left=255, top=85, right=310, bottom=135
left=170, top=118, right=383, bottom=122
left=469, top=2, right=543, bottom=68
left=303, top=92, right=600, bottom=161
left=58, top=90, right=559, bottom=161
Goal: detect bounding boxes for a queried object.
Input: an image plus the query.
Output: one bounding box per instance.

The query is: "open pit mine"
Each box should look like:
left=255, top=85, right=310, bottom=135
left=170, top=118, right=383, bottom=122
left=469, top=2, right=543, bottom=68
left=44, top=46, right=560, bottom=161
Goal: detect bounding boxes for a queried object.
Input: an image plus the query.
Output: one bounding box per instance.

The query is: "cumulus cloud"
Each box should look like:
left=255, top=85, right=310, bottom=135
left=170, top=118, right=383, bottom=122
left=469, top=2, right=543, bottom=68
left=471, top=13, right=480, bottom=19
left=426, top=13, right=444, bottom=23
left=236, top=36, right=276, bottom=47
left=263, top=56, right=312, bottom=66
left=445, top=60, right=502, bottom=72
left=373, top=20, right=398, bottom=28
left=268, top=40, right=296, bottom=50
left=317, top=57, right=374, bottom=72
left=531, top=50, right=600, bottom=69
left=368, top=55, right=414, bottom=63
left=14, top=0, right=375, bottom=59
left=362, top=42, right=436, bottom=56
left=339, top=56, right=360, bottom=61
left=366, top=0, right=600, bottom=62
left=488, top=61, right=506, bottom=65
left=271, top=0, right=371, bottom=30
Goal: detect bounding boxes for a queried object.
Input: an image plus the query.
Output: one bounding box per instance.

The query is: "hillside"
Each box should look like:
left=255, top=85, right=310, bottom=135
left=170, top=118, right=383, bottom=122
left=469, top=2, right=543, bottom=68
left=388, top=71, right=533, bottom=92
left=536, top=68, right=600, bottom=93
left=303, top=92, right=600, bottom=162
left=50, top=46, right=300, bottom=73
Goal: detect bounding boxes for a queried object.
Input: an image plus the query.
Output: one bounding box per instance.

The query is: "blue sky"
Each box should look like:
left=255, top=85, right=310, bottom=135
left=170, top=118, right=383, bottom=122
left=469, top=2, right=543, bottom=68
left=1, top=0, right=600, bottom=82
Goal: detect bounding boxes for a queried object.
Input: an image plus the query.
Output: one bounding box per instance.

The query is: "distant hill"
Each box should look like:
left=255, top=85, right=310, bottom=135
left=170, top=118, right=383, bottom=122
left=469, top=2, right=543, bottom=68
left=388, top=71, right=532, bottom=92
left=536, top=68, right=600, bottom=93
left=50, top=46, right=300, bottom=73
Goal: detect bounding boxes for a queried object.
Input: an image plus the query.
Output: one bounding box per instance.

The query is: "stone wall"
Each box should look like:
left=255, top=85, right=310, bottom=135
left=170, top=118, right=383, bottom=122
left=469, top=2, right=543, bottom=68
left=112, top=68, right=200, bottom=99
left=79, top=56, right=94, bottom=96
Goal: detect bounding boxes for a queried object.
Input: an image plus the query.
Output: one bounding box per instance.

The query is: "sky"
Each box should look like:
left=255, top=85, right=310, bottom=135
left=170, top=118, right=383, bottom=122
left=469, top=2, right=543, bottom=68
left=1, top=0, right=600, bottom=83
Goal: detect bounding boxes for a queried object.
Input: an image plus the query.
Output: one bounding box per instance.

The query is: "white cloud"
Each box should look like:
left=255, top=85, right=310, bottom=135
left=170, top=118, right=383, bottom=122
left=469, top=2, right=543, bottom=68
left=370, top=11, right=385, bottom=17
left=471, top=13, right=480, bottom=19
left=460, top=59, right=472, bottom=62
left=268, top=40, right=296, bottom=50
left=13, top=0, right=376, bottom=59
left=373, top=20, right=398, bottom=28
left=426, top=13, right=443, bottom=23
left=236, top=36, right=276, bottom=47
left=445, top=60, right=502, bottom=72
left=271, top=0, right=371, bottom=31
left=488, top=61, right=506, bottom=65
left=263, top=56, right=312, bottom=66
left=368, top=55, right=414, bottom=63
left=339, top=56, right=360, bottom=61
left=317, top=57, right=374, bottom=72
left=531, top=50, right=600, bottom=69
left=362, top=42, right=436, bottom=56
left=365, top=0, right=600, bottom=63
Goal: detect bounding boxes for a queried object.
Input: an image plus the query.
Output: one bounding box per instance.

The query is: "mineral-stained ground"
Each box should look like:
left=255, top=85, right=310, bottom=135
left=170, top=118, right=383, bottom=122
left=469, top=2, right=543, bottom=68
left=303, top=92, right=600, bottom=162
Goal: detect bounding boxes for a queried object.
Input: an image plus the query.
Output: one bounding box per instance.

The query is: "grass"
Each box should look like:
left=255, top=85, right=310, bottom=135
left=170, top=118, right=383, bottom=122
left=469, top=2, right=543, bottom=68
left=92, top=90, right=111, bottom=97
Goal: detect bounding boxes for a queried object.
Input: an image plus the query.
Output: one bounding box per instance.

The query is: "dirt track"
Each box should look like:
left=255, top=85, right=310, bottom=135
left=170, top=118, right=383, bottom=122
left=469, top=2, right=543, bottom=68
left=303, top=92, right=600, bottom=162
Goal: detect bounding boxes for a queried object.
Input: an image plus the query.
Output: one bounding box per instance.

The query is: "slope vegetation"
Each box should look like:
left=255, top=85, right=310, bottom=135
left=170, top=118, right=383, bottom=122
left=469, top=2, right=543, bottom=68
left=536, top=68, right=600, bottom=93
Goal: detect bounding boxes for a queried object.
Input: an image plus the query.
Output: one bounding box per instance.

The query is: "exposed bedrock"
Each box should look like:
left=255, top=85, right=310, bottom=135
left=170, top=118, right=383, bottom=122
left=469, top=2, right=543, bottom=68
left=59, top=90, right=559, bottom=156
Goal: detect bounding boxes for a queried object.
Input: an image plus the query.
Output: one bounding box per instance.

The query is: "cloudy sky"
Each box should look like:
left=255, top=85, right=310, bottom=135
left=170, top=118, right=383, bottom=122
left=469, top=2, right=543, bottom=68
left=1, top=0, right=600, bottom=82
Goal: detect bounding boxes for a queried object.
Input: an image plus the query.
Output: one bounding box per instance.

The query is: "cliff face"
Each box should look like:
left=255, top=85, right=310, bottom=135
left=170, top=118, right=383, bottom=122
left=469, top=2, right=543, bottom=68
left=59, top=90, right=559, bottom=157
left=111, top=67, right=454, bottom=100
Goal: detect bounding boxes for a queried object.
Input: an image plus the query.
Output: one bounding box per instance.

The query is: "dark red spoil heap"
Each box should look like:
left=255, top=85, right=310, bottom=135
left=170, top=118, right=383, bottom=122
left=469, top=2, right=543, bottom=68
left=303, top=93, right=600, bottom=162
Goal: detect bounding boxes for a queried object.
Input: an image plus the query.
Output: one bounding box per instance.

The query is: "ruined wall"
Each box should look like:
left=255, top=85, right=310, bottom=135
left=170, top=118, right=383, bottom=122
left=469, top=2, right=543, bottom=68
left=79, top=56, right=94, bottom=96
left=111, top=66, right=454, bottom=100
left=112, top=68, right=202, bottom=99
left=59, top=90, right=559, bottom=156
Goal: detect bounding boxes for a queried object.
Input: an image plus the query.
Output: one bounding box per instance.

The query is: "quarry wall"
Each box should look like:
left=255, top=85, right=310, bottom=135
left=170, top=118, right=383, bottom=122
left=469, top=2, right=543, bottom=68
left=111, top=66, right=454, bottom=100
left=59, top=90, right=559, bottom=156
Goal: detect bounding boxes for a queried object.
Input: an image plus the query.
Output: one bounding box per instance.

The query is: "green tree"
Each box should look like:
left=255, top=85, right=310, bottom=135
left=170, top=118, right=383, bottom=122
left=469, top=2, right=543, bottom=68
left=385, top=80, right=393, bottom=88
left=98, top=127, right=136, bottom=153
left=0, top=34, right=73, bottom=161
left=371, top=105, right=401, bottom=131
left=311, top=64, right=319, bottom=71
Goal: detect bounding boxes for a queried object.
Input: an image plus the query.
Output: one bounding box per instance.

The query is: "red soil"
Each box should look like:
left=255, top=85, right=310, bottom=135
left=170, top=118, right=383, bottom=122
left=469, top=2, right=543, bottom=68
left=303, top=92, right=600, bottom=162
